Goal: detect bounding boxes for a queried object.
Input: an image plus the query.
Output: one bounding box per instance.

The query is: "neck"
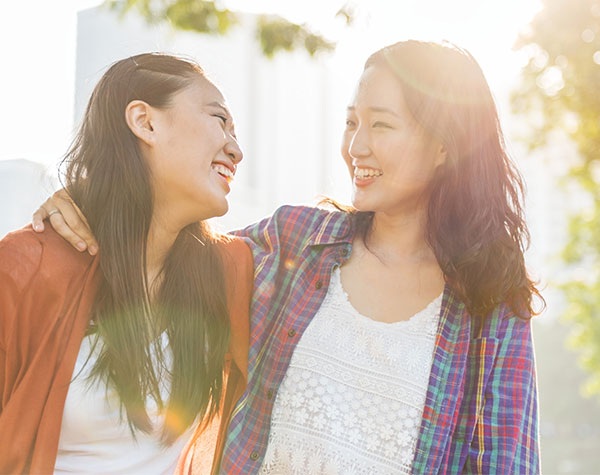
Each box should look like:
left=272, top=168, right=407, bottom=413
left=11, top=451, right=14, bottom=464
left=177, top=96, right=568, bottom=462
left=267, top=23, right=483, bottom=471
left=365, top=205, right=434, bottom=264
left=145, top=207, right=188, bottom=292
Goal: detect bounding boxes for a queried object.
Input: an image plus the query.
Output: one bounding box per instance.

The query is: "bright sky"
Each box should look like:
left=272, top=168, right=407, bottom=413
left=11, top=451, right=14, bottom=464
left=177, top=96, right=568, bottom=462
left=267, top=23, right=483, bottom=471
left=0, top=0, right=542, bottom=166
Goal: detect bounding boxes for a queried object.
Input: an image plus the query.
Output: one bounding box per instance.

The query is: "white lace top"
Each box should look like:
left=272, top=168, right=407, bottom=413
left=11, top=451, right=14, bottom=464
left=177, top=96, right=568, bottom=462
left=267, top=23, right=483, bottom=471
left=260, top=267, right=442, bottom=474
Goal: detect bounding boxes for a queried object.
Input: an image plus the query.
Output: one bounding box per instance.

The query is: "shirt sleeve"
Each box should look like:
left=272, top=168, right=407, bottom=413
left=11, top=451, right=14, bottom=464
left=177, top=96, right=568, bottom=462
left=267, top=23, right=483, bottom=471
left=231, top=206, right=288, bottom=259
left=464, top=312, right=540, bottom=474
left=230, top=207, right=292, bottom=332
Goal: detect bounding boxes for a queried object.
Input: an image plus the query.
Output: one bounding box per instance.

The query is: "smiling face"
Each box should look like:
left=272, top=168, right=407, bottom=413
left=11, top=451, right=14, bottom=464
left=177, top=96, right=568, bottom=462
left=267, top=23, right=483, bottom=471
left=143, top=77, right=242, bottom=224
left=341, top=65, right=446, bottom=216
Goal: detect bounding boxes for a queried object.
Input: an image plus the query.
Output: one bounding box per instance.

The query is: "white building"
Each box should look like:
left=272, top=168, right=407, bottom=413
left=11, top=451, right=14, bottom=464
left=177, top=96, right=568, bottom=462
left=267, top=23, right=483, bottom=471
left=0, top=159, right=58, bottom=239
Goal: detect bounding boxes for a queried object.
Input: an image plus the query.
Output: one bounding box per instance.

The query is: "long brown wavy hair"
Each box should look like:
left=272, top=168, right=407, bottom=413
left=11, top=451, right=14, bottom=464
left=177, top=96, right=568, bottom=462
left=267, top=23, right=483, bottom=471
left=340, top=41, right=542, bottom=319
left=63, top=53, right=230, bottom=442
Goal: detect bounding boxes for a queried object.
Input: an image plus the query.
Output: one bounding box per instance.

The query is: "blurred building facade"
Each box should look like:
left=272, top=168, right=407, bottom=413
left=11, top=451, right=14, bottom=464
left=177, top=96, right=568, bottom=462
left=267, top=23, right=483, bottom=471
left=0, top=159, right=58, bottom=239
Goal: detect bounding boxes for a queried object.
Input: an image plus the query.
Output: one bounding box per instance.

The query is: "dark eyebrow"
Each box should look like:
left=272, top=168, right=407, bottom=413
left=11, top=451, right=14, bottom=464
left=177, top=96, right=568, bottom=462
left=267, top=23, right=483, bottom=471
left=347, top=105, right=400, bottom=118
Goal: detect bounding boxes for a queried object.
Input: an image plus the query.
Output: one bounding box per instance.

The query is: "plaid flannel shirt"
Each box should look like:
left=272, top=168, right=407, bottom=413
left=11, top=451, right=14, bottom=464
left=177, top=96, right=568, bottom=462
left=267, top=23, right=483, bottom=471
left=225, top=205, right=540, bottom=474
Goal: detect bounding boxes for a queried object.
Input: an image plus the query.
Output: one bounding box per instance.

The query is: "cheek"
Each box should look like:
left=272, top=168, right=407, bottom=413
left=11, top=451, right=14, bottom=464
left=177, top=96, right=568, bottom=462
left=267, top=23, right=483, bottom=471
left=340, top=134, right=353, bottom=169
left=203, top=126, right=228, bottom=159
left=382, top=138, right=429, bottom=176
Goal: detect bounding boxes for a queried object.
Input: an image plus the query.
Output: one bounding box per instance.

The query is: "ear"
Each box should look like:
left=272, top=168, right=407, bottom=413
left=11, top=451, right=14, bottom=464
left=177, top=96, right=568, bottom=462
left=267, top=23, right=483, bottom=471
left=125, top=100, right=155, bottom=146
left=433, top=143, right=447, bottom=168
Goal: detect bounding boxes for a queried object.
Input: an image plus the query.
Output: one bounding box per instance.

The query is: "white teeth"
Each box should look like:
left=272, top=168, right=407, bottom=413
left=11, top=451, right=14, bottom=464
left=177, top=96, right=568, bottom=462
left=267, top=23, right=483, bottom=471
left=354, top=167, right=383, bottom=179
left=212, top=163, right=234, bottom=181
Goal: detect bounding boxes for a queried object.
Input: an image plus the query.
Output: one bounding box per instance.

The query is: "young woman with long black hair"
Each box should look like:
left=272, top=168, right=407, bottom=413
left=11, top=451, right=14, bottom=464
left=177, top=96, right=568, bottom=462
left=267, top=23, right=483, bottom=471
left=0, top=53, right=252, bottom=474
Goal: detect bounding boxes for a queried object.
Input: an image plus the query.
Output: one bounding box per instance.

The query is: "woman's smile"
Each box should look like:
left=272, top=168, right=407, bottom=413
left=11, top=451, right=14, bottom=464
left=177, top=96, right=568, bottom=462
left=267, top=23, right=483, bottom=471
left=353, top=166, right=384, bottom=187
left=211, top=161, right=236, bottom=192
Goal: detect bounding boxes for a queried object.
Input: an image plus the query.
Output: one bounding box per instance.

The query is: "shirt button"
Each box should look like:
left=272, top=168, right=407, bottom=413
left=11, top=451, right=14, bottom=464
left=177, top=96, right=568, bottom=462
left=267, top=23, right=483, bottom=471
left=315, top=280, right=323, bottom=290
left=341, top=248, right=349, bottom=257
left=267, top=389, right=274, bottom=399
left=288, top=328, right=296, bottom=337
left=250, top=451, right=259, bottom=461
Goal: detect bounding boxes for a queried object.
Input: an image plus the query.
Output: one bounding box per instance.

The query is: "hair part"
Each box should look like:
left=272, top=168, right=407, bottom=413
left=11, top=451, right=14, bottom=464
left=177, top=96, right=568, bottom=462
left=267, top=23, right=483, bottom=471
left=339, top=41, right=543, bottom=319
left=63, top=53, right=230, bottom=442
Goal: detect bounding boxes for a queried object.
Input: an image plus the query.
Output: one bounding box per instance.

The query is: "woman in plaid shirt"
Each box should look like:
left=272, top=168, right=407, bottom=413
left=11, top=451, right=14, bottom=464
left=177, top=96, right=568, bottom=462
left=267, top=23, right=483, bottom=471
left=36, top=41, right=541, bottom=474
left=221, top=41, right=542, bottom=474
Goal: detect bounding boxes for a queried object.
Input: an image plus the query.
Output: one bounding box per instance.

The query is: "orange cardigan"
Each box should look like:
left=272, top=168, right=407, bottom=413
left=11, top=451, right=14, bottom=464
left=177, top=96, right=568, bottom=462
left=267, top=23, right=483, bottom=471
left=0, top=226, right=252, bottom=474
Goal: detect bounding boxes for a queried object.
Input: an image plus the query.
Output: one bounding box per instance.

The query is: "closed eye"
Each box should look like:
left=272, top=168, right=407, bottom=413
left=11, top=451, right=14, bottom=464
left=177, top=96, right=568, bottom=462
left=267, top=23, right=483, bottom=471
left=214, top=114, right=227, bottom=124
left=373, top=121, right=392, bottom=128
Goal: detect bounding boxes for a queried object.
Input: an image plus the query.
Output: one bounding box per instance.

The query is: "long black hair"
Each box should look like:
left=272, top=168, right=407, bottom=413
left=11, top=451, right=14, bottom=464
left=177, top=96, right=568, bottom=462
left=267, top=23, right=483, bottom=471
left=63, top=53, right=230, bottom=442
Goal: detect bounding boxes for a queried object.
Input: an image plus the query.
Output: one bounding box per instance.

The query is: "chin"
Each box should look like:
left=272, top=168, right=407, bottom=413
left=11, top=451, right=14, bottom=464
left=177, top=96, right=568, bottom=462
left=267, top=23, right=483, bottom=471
left=350, top=194, right=375, bottom=213
left=213, top=200, right=229, bottom=217
left=192, top=197, right=228, bottom=221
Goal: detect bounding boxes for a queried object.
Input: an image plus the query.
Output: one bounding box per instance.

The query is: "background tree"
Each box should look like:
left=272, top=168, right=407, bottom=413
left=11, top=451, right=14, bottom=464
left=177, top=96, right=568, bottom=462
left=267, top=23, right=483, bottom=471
left=105, top=0, right=354, bottom=57
left=512, top=0, right=600, bottom=398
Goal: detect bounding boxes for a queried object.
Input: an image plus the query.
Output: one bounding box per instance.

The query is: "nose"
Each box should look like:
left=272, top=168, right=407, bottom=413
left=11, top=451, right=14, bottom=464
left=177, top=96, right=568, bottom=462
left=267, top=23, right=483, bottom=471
left=348, top=125, right=371, bottom=160
left=224, top=136, right=243, bottom=164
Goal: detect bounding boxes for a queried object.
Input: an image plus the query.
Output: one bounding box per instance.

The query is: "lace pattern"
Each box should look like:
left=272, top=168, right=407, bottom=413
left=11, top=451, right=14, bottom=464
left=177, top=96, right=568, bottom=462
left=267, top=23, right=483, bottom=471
left=260, top=268, right=441, bottom=474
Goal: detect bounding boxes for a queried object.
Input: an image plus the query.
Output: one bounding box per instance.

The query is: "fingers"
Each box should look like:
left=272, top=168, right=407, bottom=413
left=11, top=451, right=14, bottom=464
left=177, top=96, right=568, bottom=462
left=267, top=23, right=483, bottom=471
left=48, top=210, right=91, bottom=252
left=32, top=206, right=48, bottom=232
left=52, top=191, right=99, bottom=255
left=34, top=190, right=99, bottom=255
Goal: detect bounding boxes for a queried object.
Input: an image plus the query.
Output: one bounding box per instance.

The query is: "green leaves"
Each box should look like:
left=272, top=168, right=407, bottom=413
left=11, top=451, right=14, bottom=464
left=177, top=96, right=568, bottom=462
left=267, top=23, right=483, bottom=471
left=164, top=0, right=236, bottom=34
left=513, top=0, right=600, bottom=400
left=105, top=0, right=336, bottom=58
left=561, top=277, right=600, bottom=397
left=257, top=15, right=335, bottom=58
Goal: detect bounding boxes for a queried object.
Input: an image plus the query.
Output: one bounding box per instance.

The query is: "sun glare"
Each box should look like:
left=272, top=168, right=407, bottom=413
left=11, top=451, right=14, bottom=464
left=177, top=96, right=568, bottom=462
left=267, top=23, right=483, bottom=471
left=1, top=0, right=543, bottom=166
left=225, top=0, right=544, bottom=100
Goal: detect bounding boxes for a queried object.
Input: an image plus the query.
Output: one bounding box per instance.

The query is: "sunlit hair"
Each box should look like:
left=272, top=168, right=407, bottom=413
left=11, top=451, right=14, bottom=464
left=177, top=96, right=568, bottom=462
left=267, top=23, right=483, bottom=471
left=334, top=40, right=543, bottom=319
left=63, top=53, right=230, bottom=443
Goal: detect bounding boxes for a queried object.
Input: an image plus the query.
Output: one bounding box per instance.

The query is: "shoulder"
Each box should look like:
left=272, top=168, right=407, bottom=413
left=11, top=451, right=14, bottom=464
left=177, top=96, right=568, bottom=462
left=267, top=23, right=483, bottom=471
left=215, top=235, right=253, bottom=276
left=0, top=226, right=96, bottom=346
left=270, top=205, right=348, bottom=232
left=214, top=235, right=253, bottom=306
left=214, top=236, right=252, bottom=357
left=235, top=204, right=351, bottom=244
left=272, top=204, right=333, bottom=221
left=0, top=226, right=43, bottom=294
left=481, top=302, right=532, bottom=339
left=475, top=302, right=535, bottom=365
left=0, top=225, right=94, bottom=293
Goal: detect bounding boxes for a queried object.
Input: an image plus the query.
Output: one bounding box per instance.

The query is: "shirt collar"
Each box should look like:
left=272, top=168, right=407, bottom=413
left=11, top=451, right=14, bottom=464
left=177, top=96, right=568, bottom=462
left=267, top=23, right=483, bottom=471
left=306, top=210, right=354, bottom=247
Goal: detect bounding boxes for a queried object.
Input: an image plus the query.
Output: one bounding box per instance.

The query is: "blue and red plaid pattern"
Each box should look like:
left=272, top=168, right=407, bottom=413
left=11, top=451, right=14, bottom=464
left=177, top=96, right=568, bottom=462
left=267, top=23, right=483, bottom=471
left=224, top=205, right=539, bottom=474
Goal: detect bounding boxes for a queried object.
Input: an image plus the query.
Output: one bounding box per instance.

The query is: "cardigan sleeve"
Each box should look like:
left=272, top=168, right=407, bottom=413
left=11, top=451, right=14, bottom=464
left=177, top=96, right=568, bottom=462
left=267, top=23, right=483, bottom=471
left=221, top=237, right=253, bottom=381
left=174, top=237, right=254, bottom=475
left=463, top=312, right=540, bottom=474
left=0, top=229, right=43, bottom=412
